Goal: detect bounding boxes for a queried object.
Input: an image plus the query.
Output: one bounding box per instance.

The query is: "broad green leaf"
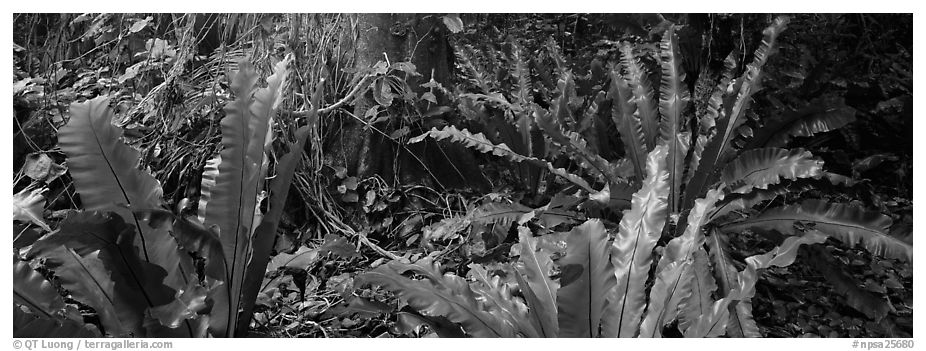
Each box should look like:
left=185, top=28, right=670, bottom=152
left=515, top=226, right=559, bottom=337
left=59, top=97, right=164, bottom=260
left=722, top=148, right=823, bottom=193
left=639, top=189, right=722, bottom=337
left=467, top=264, right=539, bottom=337
left=356, top=259, right=512, bottom=337
left=692, top=230, right=827, bottom=337
left=602, top=145, right=669, bottom=337
left=13, top=258, right=66, bottom=319
left=720, top=200, right=908, bottom=261
left=237, top=60, right=308, bottom=334
left=678, top=248, right=718, bottom=336
left=746, top=98, right=856, bottom=149
left=657, top=26, right=691, bottom=215
left=683, top=17, right=789, bottom=210
left=620, top=43, right=659, bottom=150
left=410, top=125, right=596, bottom=193
left=556, top=219, right=615, bottom=337
left=609, top=69, right=646, bottom=181
left=29, top=211, right=178, bottom=336
left=14, top=305, right=99, bottom=338
left=36, top=247, right=129, bottom=336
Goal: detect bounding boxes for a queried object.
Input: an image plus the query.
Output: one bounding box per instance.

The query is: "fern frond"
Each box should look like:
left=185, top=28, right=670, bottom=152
left=467, top=264, right=539, bottom=337
left=639, top=189, right=723, bottom=337
left=720, top=200, right=909, bottom=262
left=683, top=17, right=788, bottom=209
left=609, top=69, right=647, bottom=181
left=746, top=98, right=856, bottom=149
left=678, top=248, right=718, bottom=336
left=657, top=26, right=692, bottom=215
left=356, top=259, right=513, bottom=337
left=721, top=148, right=824, bottom=194
left=534, top=107, right=618, bottom=184
left=620, top=43, right=660, bottom=150
left=514, top=226, right=560, bottom=337
left=410, top=125, right=596, bottom=193
left=601, top=145, right=670, bottom=337
left=556, top=219, right=615, bottom=337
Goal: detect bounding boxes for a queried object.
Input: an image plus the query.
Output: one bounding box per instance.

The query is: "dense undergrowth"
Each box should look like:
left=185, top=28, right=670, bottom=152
left=13, top=13, right=912, bottom=338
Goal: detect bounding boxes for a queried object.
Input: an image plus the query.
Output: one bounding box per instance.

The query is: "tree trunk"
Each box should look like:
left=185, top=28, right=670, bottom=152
left=330, top=13, right=488, bottom=191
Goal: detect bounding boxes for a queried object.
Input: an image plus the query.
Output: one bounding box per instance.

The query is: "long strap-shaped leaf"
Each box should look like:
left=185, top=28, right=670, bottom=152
left=13, top=258, right=67, bottom=320
left=236, top=70, right=314, bottom=334
left=34, top=247, right=128, bottom=336
left=638, top=189, right=723, bottom=337
left=556, top=219, right=616, bottom=337
left=657, top=26, right=691, bottom=215
left=204, top=58, right=289, bottom=336
left=410, top=125, right=598, bottom=194
left=690, top=230, right=828, bottom=337
left=515, top=226, right=560, bottom=337
left=745, top=97, right=856, bottom=149
left=609, top=70, right=647, bottom=182
left=721, top=148, right=823, bottom=194
left=29, top=211, right=178, bottom=336
left=678, top=248, right=718, bottom=336
left=467, top=264, right=539, bottom=337
left=601, top=145, right=669, bottom=337
left=59, top=97, right=164, bottom=261
left=683, top=17, right=789, bottom=210
left=356, top=259, right=511, bottom=337
left=720, top=200, right=908, bottom=262
left=620, top=43, right=660, bottom=150
left=14, top=305, right=99, bottom=338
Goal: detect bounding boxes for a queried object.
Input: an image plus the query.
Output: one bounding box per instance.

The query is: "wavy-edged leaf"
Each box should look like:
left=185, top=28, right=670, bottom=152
left=534, top=107, right=616, bottom=184
left=805, top=245, right=893, bottom=321
left=29, top=211, right=177, bottom=336
left=514, top=226, right=559, bottom=337
left=716, top=17, right=788, bottom=163
left=13, top=258, right=66, bottom=319
left=721, top=148, right=823, bottom=194
left=204, top=58, right=288, bottom=336
left=620, top=43, right=659, bottom=150
left=657, top=26, right=691, bottom=214
left=601, top=145, right=669, bottom=337
left=684, top=18, right=788, bottom=209
left=410, top=125, right=596, bottom=193
left=678, top=248, right=718, bottom=336
left=356, top=259, right=511, bottom=337
left=14, top=305, right=100, bottom=338
left=609, top=69, right=647, bottom=181
left=36, top=247, right=129, bottom=336
left=720, top=200, right=908, bottom=261
left=467, top=263, right=539, bottom=337
left=556, top=219, right=615, bottom=337
left=694, top=230, right=827, bottom=337
left=708, top=181, right=815, bottom=222
left=148, top=280, right=211, bottom=330
left=704, top=229, right=745, bottom=337
left=59, top=96, right=164, bottom=260
left=729, top=230, right=829, bottom=337
left=639, top=189, right=723, bottom=337
left=236, top=62, right=308, bottom=334
left=197, top=155, right=221, bottom=223
left=746, top=98, right=856, bottom=149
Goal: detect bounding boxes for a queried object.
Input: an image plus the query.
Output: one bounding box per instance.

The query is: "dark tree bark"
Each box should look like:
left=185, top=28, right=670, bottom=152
left=330, top=13, right=489, bottom=191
